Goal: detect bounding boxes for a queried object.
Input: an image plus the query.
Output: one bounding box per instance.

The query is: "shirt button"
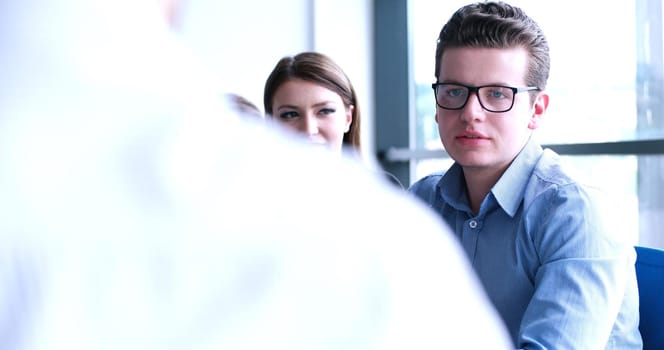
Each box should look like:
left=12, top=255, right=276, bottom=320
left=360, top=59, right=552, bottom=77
left=469, top=220, right=478, bottom=229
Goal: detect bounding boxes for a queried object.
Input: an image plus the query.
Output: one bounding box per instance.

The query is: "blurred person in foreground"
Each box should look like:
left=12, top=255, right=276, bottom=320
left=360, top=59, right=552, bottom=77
left=226, top=92, right=263, bottom=119
left=0, top=0, right=511, bottom=349
left=409, top=2, right=641, bottom=349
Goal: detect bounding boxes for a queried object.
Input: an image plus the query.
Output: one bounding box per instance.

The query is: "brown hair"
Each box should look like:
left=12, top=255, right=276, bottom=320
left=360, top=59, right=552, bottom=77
left=263, top=52, right=361, bottom=151
left=435, top=1, right=550, bottom=92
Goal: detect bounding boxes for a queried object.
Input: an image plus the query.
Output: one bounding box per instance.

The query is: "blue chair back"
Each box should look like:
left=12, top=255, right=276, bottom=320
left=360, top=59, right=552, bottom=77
left=635, top=245, right=664, bottom=350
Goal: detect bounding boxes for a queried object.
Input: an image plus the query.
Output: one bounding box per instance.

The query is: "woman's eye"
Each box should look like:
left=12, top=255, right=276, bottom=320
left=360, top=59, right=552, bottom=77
left=319, top=108, right=336, bottom=116
left=279, top=111, right=299, bottom=120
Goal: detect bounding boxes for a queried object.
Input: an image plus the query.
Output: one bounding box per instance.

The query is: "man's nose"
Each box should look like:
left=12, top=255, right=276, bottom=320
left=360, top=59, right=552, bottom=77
left=460, top=92, right=485, bottom=122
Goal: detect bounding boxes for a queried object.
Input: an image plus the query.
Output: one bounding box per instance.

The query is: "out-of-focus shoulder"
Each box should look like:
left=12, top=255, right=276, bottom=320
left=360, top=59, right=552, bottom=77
left=408, top=171, right=445, bottom=192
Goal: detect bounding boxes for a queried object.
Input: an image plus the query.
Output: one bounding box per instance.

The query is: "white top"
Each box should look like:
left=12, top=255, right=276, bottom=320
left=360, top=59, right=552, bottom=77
left=0, top=1, right=512, bottom=349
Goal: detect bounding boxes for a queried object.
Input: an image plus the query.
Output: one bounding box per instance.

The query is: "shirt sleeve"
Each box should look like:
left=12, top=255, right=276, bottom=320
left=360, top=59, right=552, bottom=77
left=516, top=183, right=638, bottom=349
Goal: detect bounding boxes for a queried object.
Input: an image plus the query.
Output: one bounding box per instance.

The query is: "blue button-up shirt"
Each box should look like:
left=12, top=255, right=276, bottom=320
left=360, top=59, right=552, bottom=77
left=409, top=139, right=642, bottom=349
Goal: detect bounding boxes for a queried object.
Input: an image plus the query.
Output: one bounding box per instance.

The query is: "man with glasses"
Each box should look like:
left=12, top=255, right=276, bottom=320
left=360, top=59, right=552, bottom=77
left=409, top=2, right=642, bottom=349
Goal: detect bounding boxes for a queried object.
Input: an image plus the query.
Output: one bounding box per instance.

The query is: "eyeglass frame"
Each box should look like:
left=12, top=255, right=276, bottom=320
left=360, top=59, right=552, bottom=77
left=431, top=82, right=540, bottom=113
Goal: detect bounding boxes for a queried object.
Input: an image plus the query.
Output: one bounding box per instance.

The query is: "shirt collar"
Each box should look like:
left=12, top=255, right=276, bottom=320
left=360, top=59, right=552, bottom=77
left=437, top=138, right=544, bottom=216
left=492, top=138, right=543, bottom=217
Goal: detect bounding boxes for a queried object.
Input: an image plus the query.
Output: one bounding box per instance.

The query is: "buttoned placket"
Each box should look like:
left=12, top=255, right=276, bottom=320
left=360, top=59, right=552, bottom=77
left=461, top=216, right=482, bottom=262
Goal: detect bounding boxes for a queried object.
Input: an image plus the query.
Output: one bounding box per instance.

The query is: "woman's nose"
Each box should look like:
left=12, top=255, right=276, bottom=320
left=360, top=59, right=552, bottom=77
left=302, top=114, right=318, bottom=135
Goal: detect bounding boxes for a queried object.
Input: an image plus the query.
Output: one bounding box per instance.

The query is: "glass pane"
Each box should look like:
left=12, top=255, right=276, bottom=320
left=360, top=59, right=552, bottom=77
left=560, top=155, right=664, bottom=249
left=562, top=155, right=639, bottom=244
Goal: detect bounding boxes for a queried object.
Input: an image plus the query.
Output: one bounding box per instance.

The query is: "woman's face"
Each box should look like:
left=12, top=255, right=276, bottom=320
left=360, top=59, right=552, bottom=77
left=270, top=79, right=352, bottom=151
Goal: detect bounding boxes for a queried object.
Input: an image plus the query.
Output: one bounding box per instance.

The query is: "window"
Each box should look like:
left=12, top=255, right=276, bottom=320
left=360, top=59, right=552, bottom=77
left=374, top=0, right=664, bottom=248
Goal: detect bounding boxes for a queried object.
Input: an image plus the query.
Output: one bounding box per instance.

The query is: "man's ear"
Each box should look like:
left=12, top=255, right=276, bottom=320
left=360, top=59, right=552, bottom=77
left=529, top=92, right=549, bottom=130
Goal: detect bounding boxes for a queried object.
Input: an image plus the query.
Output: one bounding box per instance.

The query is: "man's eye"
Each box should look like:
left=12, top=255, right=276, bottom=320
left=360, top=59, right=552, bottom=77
left=486, top=88, right=508, bottom=99
left=446, top=88, right=464, bottom=97
left=279, top=111, right=299, bottom=120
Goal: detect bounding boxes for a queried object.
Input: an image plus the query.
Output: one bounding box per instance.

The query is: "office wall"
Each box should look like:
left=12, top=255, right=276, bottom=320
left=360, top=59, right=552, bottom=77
left=176, top=0, right=374, bottom=158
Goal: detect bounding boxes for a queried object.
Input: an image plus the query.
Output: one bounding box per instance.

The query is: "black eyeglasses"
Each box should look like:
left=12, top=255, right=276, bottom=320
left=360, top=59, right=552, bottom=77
left=432, top=83, right=539, bottom=113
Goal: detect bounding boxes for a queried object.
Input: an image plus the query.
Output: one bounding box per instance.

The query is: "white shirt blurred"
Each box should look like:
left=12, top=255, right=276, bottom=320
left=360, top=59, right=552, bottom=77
left=0, top=1, right=512, bottom=349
